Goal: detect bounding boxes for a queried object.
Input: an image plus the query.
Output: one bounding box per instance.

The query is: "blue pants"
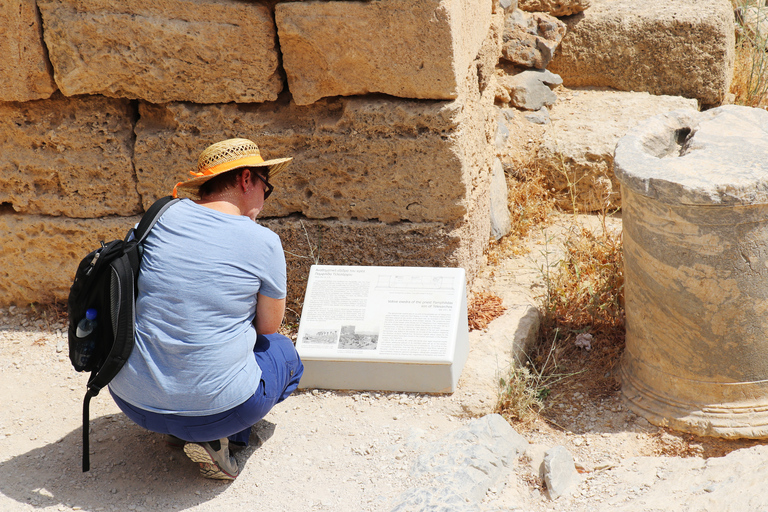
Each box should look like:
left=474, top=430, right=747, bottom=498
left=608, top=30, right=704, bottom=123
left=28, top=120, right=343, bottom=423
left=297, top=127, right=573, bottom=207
left=110, top=333, right=303, bottom=447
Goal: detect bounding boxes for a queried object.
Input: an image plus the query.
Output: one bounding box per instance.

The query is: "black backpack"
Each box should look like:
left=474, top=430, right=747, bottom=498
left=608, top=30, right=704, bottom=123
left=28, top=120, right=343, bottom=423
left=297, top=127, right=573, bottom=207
left=67, top=195, right=179, bottom=472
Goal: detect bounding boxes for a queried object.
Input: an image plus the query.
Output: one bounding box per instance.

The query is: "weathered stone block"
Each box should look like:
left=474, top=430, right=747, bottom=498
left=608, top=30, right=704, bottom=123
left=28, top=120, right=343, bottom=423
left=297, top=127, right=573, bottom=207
left=548, top=0, right=735, bottom=108
left=538, top=88, right=698, bottom=212
left=134, top=94, right=491, bottom=225
left=0, top=94, right=140, bottom=218
left=490, top=158, right=511, bottom=240
left=261, top=216, right=486, bottom=322
left=275, top=0, right=492, bottom=105
left=0, top=213, right=138, bottom=305
left=0, top=0, right=57, bottom=101
left=500, top=9, right=566, bottom=69
left=518, top=0, right=590, bottom=16
left=0, top=211, right=486, bottom=311
left=542, top=446, right=580, bottom=499
left=38, top=0, right=282, bottom=103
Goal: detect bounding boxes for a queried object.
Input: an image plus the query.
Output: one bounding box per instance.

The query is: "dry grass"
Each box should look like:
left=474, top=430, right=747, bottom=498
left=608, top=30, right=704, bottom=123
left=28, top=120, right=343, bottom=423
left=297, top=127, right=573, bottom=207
left=496, top=219, right=625, bottom=422
left=732, top=41, right=768, bottom=108
left=487, top=159, right=553, bottom=264
left=494, top=159, right=625, bottom=422
left=496, top=365, right=547, bottom=423
left=492, top=141, right=626, bottom=422
left=532, top=221, right=625, bottom=402
left=731, top=0, right=768, bottom=108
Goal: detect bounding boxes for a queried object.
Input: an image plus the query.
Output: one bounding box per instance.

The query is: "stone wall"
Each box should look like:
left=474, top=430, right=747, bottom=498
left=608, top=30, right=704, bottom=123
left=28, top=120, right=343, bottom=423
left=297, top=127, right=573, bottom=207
left=0, top=0, right=504, bottom=312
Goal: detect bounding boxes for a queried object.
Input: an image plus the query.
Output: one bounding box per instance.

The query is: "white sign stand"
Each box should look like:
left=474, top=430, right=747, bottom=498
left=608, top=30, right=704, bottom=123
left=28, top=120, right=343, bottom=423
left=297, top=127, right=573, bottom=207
left=295, top=265, right=469, bottom=393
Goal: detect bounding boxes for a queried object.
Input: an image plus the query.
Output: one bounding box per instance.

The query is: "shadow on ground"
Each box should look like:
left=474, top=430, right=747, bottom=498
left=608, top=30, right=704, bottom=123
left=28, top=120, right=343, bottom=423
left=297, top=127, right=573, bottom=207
left=0, top=414, right=276, bottom=510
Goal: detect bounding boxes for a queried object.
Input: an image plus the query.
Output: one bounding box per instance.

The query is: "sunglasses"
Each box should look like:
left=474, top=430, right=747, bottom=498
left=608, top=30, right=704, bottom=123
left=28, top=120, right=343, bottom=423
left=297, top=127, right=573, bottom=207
left=254, top=172, right=274, bottom=200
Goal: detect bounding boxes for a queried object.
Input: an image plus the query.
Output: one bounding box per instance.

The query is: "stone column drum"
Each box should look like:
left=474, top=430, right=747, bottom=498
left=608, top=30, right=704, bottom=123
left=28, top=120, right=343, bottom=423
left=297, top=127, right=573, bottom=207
left=615, top=105, right=768, bottom=438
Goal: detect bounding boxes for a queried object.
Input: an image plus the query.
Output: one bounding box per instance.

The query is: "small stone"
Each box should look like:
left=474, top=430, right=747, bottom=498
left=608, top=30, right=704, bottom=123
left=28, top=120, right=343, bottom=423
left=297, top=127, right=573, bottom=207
left=543, top=445, right=580, bottom=500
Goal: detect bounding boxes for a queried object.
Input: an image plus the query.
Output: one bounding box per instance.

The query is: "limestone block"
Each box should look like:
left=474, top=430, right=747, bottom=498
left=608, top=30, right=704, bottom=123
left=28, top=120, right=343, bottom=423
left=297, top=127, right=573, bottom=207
left=38, top=0, right=282, bottom=104
left=275, top=0, right=492, bottom=105
left=261, top=216, right=486, bottom=322
left=134, top=94, right=492, bottom=225
left=518, top=0, right=590, bottom=16
left=392, top=414, right=529, bottom=510
left=0, top=0, right=57, bottom=101
left=548, top=0, right=735, bottom=108
left=0, top=209, right=485, bottom=311
left=0, top=94, right=140, bottom=218
left=538, top=88, right=698, bottom=212
left=500, top=10, right=566, bottom=69
left=0, top=213, right=138, bottom=305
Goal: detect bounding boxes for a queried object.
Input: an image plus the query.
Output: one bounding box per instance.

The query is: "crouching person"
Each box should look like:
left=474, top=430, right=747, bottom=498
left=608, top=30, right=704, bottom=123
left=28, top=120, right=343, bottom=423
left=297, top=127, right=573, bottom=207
left=108, top=139, right=304, bottom=480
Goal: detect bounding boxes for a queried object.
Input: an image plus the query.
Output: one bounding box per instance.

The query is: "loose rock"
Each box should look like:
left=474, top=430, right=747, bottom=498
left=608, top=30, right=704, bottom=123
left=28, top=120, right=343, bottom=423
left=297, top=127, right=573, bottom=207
left=501, top=10, right=566, bottom=69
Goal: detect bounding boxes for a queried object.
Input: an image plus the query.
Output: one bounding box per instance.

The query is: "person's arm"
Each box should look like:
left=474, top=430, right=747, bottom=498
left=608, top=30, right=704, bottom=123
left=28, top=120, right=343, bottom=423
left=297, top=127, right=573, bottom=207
left=254, top=293, right=286, bottom=335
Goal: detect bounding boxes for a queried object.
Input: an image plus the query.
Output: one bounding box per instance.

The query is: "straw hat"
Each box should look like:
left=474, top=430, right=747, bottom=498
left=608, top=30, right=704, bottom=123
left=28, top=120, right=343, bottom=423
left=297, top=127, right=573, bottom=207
left=172, top=138, right=292, bottom=199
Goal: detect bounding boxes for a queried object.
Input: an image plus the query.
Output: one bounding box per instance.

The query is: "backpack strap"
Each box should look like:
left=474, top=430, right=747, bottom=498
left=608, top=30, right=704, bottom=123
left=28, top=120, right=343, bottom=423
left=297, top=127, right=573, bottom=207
left=82, top=388, right=97, bottom=472
left=126, top=195, right=180, bottom=244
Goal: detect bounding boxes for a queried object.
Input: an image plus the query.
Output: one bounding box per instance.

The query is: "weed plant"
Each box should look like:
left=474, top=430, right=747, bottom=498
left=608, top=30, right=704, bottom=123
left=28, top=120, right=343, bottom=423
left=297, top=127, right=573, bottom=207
left=532, top=220, right=625, bottom=394
left=731, top=0, right=768, bottom=107
left=494, top=158, right=625, bottom=423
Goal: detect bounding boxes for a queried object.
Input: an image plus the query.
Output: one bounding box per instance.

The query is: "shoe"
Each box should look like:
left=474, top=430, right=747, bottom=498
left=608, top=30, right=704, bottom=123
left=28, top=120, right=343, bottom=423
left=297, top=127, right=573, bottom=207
left=183, top=438, right=239, bottom=480
left=165, top=435, right=186, bottom=449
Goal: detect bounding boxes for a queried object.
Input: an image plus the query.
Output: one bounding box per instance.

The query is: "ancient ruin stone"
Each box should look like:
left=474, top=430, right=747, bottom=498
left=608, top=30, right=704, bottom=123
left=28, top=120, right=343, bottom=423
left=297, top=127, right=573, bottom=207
left=0, top=214, right=137, bottom=305
left=275, top=0, right=492, bottom=105
left=0, top=0, right=57, bottom=101
left=500, top=9, right=566, bottom=69
left=261, top=217, right=484, bottom=322
left=537, top=88, right=697, bottom=213
left=518, top=0, right=590, bottom=16
left=0, top=209, right=485, bottom=313
left=548, top=0, right=734, bottom=108
left=134, top=95, right=490, bottom=225
left=496, top=69, right=562, bottom=110
left=475, top=9, right=508, bottom=96
left=0, top=94, right=139, bottom=218
left=617, top=106, right=768, bottom=438
left=38, top=0, right=282, bottom=103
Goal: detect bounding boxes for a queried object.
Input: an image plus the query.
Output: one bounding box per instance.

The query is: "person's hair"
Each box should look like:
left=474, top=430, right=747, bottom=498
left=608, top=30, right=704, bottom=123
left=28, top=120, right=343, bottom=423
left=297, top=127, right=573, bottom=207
left=198, top=167, right=267, bottom=197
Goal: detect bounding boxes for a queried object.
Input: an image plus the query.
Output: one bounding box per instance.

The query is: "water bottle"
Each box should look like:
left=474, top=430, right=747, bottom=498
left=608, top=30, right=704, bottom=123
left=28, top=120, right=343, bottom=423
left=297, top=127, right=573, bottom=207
left=74, top=308, right=98, bottom=371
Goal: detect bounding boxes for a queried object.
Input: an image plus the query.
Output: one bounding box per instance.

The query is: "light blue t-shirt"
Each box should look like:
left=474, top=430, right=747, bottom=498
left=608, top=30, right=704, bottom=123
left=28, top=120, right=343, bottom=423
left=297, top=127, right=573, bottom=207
left=109, top=199, right=287, bottom=416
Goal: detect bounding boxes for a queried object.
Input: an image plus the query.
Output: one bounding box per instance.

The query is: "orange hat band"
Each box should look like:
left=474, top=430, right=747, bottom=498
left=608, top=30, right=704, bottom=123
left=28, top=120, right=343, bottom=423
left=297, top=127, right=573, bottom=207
left=189, top=154, right=267, bottom=177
